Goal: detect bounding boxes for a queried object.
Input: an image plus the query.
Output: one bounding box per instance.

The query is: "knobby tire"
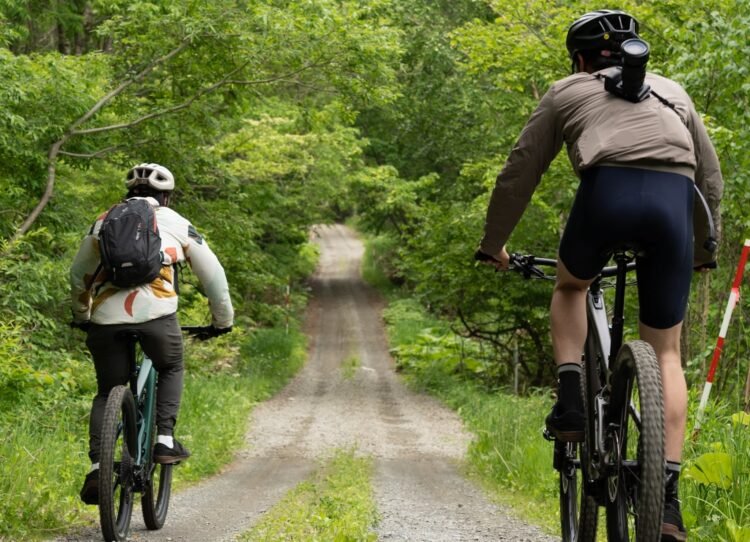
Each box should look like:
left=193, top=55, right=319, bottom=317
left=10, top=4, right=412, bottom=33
left=142, top=402, right=173, bottom=530
left=573, top=331, right=605, bottom=542
left=558, top=441, right=578, bottom=542
left=99, top=385, right=137, bottom=542
left=606, top=340, right=664, bottom=542
left=558, top=441, right=598, bottom=542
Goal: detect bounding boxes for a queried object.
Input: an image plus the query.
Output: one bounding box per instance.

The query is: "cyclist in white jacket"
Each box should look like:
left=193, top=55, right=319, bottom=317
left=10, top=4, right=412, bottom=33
left=70, top=163, right=234, bottom=505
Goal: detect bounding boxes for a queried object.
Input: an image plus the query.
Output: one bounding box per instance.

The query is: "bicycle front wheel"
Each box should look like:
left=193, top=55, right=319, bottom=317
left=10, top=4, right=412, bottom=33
left=99, top=385, right=137, bottom=542
left=605, top=340, right=664, bottom=542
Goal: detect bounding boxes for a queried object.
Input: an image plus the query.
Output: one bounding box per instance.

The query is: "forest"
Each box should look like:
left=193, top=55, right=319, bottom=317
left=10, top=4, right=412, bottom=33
left=1, top=0, right=749, bottom=540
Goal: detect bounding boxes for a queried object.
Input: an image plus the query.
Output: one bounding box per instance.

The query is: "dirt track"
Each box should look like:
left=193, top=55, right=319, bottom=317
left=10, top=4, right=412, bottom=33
left=56, top=224, right=556, bottom=542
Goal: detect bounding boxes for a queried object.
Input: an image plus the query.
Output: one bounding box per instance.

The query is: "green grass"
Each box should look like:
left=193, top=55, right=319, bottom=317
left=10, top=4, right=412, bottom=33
left=239, top=449, right=378, bottom=542
left=341, top=355, right=360, bottom=380
left=680, top=403, right=750, bottom=541
left=0, top=325, right=307, bottom=541
left=0, top=398, right=94, bottom=540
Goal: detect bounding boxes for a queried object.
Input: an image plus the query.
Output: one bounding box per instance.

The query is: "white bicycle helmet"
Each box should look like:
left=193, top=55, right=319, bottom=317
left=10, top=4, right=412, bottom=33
left=125, top=163, right=175, bottom=192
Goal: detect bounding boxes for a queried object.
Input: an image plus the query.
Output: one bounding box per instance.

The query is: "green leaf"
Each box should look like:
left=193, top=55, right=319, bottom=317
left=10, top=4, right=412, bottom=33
left=731, top=412, right=750, bottom=426
left=726, top=519, right=750, bottom=542
left=685, top=452, right=733, bottom=489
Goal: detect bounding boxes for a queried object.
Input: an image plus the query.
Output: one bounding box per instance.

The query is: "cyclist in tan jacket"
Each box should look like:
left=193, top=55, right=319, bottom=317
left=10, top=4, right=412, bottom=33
left=71, top=163, right=234, bottom=505
left=476, top=11, right=723, bottom=541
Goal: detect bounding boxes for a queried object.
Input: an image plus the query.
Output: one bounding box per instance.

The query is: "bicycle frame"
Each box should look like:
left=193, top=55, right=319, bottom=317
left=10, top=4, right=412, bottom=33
left=584, top=253, right=632, bottom=479
left=124, top=335, right=157, bottom=486
left=135, top=361, right=157, bottom=467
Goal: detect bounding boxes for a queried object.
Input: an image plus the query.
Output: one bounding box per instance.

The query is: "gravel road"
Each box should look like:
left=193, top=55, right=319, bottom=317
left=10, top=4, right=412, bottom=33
left=55, top=224, right=557, bottom=542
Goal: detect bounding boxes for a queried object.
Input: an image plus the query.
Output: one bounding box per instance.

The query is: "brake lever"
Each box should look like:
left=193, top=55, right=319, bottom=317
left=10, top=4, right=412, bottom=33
left=509, top=254, right=548, bottom=280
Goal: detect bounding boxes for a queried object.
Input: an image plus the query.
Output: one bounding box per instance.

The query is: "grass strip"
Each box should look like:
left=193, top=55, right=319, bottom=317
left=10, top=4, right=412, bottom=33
left=341, top=355, right=360, bottom=380
left=239, top=449, right=377, bottom=542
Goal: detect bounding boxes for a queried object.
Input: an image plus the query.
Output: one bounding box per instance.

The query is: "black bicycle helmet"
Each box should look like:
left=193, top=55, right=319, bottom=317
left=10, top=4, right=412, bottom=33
left=566, top=10, right=640, bottom=60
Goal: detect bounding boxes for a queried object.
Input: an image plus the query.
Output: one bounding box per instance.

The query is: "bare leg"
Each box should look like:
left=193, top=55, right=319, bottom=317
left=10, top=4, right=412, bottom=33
left=550, top=258, right=594, bottom=365
left=639, top=322, right=686, bottom=463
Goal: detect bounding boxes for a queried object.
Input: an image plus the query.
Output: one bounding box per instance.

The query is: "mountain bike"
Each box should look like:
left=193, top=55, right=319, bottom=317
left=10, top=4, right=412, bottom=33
left=97, top=325, right=216, bottom=542
left=508, top=251, right=664, bottom=542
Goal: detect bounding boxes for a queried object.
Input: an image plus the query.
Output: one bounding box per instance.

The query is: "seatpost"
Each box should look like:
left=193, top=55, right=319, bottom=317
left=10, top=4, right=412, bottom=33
left=608, top=253, right=630, bottom=365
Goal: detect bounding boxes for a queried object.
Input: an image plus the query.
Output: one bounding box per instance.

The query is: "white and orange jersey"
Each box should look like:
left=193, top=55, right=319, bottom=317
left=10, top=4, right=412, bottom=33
left=70, top=197, right=234, bottom=327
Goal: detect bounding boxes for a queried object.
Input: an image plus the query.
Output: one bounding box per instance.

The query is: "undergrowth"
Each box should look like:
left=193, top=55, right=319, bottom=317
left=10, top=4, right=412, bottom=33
left=0, top=325, right=306, bottom=541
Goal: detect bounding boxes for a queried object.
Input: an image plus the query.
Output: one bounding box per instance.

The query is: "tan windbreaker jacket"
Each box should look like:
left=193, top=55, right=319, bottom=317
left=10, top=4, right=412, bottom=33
left=70, top=197, right=234, bottom=327
left=480, top=71, right=723, bottom=266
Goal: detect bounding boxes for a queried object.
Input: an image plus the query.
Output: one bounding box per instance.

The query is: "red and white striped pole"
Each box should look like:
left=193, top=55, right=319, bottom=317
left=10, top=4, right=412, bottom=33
left=693, top=239, right=750, bottom=434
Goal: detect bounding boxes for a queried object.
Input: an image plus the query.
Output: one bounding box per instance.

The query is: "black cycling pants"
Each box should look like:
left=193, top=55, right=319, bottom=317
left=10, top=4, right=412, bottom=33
left=86, top=313, right=183, bottom=463
left=559, top=166, right=694, bottom=329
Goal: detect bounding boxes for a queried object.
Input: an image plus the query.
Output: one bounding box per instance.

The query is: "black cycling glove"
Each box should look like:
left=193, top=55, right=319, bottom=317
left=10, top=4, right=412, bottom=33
left=191, top=325, right=232, bottom=341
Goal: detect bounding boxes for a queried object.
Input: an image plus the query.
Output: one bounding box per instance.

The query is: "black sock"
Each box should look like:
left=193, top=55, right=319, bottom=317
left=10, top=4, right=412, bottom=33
left=665, top=461, right=681, bottom=501
left=557, top=363, right=583, bottom=412
left=663, top=461, right=684, bottom=529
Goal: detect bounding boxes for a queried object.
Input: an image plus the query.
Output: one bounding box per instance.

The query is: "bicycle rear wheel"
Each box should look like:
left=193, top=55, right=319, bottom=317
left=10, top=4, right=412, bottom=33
left=142, top=461, right=173, bottom=529
left=557, top=441, right=598, bottom=542
left=605, top=340, right=664, bottom=542
left=577, top=341, right=603, bottom=542
left=99, top=385, right=137, bottom=542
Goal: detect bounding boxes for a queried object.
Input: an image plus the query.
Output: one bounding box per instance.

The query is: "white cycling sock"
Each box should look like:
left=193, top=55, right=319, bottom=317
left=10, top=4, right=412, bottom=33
left=157, top=435, right=174, bottom=448
left=89, top=462, right=100, bottom=472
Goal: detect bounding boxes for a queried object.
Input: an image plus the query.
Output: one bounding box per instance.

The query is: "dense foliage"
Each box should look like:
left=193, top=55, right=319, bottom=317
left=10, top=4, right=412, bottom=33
left=354, top=0, right=750, bottom=399
left=0, top=0, right=400, bottom=395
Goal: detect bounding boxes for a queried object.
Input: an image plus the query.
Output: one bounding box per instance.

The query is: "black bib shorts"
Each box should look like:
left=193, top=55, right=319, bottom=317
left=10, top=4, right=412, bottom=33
left=559, top=166, right=694, bottom=329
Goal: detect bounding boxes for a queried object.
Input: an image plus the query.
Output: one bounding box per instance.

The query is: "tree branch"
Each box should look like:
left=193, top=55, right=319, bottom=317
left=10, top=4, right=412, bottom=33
left=58, top=144, right=128, bottom=159
left=72, top=61, right=330, bottom=136
left=7, top=41, right=191, bottom=246
left=69, top=41, right=191, bottom=133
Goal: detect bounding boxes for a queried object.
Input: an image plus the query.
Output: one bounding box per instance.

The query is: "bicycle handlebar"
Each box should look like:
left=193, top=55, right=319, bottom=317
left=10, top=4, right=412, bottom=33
left=506, top=253, right=636, bottom=280
left=70, top=323, right=231, bottom=340
left=509, top=254, right=557, bottom=280
left=182, top=325, right=232, bottom=341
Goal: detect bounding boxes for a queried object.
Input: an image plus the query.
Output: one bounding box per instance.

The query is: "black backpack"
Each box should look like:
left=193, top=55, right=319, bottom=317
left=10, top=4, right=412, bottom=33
left=95, top=198, right=163, bottom=288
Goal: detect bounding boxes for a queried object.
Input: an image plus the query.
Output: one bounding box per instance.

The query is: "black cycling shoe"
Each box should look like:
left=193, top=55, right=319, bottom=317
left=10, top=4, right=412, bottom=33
left=662, top=496, right=687, bottom=541
left=79, top=469, right=99, bottom=505
left=153, top=439, right=191, bottom=464
left=545, top=402, right=585, bottom=442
